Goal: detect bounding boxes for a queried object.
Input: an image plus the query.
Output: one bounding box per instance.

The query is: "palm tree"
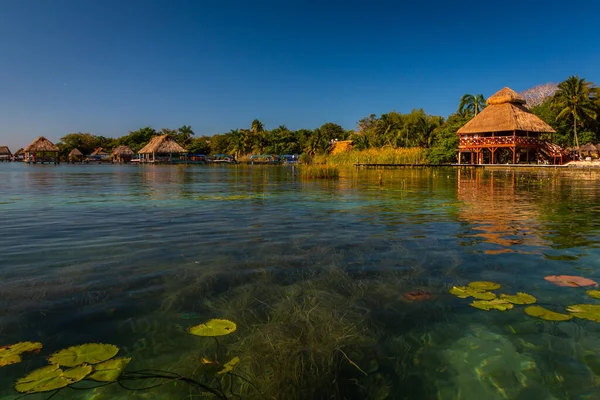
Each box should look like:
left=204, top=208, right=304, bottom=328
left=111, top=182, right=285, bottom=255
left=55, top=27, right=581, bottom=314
left=178, top=125, right=195, bottom=146
left=227, top=130, right=246, bottom=159
left=552, top=76, right=597, bottom=156
left=458, top=94, right=486, bottom=117
left=251, top=119, right=265, bottom=135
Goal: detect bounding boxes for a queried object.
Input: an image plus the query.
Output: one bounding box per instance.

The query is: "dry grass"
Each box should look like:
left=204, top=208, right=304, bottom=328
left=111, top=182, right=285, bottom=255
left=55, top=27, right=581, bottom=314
left=315, top=147, right=428, bottom=166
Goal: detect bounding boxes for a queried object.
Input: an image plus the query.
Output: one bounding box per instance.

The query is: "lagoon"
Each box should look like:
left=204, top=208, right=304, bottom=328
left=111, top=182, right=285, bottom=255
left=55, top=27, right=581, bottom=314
left=1, top=163, right=600, bottom=399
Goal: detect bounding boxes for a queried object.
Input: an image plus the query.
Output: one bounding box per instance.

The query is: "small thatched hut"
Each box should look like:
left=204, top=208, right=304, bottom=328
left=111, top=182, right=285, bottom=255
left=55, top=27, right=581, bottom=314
left=87, top=147, right=111, bottom=163
left=0, top=146, right=12, bottom=162
left=578, top=143, right=598, bottom=159
left=457, top=87, right=566, bottom=165
left=111, top=145, right=134, bottom=163
left=68, top=148, right=84, bottom=163
left=13, top=148, right=24, bottom=161
left=24, top=136, right=60, bottom=164
left=138, top=135, right=187, bottom=163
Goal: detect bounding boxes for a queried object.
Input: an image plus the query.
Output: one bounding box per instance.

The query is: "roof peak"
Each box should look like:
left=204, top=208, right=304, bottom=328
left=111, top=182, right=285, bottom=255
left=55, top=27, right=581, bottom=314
left=487, top=87, right=526, bottom=106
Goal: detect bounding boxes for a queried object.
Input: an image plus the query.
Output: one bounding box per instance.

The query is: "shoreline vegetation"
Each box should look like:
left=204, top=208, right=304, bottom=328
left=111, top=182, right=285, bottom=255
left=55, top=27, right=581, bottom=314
left=2, top=76, right=599, bottom=166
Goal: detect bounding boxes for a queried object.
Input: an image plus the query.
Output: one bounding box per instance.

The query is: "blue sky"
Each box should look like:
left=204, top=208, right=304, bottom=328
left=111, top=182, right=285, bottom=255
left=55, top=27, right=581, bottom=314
left=1, top=0, right=599, bottom=150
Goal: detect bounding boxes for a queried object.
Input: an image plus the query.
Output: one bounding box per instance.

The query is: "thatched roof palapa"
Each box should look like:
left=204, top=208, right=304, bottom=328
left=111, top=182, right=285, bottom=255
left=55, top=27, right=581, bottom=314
left=14, top=148, right=24, bottom=156
left=0, top=146, right=11, bottom=156
left=68, top=148, right=83, bottom=157
left=111, top=145, right=134, bottom=156
left=457, top=87, right=556, bottom=135
left=578, top=143, right=598, bottom=152
left=138, top=135, right=187, bottom=154
left=24, top=136, right=59, bottom=152
left=90, top=147, right=110, bottom=156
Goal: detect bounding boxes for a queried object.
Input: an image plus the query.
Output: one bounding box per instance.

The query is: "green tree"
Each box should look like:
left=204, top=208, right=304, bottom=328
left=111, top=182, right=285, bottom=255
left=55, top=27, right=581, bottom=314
left=251, top=119, right=265, bottom=135
left=552, top=76, right=597, bottom=153
left=177, top=125, right=195, bottom=146
left=187, top=136, right=211, bottom=155
left=458, top=94, right=486, bottom=117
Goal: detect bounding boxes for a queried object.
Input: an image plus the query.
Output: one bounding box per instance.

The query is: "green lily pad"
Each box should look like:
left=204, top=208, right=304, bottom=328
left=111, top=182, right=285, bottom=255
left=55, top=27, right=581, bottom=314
left=49, top=343, right=119, bottom=367
left=188, top=319, right=237, bottom=337
left=566, top=304, right=600, bottom=322
left=470, top=299, right=513, bottom=311
left=89, top=357, right=131, bottom=382
left=586, top=290, right=600, bottom=300
left=62, top=364, right=93, bottom=381
left=15, top=365, right=72, bottom=393
left=524, top=306, right=573, bottom=321
left=499, top=292, right=537, bottom=305
left=449, top=286, right=496, bottom=300
left=218, top=357, right=240, bottom=375
left=0, top=341, right=43, bottom=367
left=468, top=281, right=501, bottom=291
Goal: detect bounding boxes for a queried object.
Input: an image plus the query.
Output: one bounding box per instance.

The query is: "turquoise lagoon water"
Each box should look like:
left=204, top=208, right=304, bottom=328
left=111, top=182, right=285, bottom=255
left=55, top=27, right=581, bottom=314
left=1, top=163, right=600, bottom=399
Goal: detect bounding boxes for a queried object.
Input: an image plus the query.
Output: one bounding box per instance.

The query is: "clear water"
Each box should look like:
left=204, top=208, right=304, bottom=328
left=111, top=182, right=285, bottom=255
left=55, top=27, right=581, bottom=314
left=1, top=163, right=600, bottom=399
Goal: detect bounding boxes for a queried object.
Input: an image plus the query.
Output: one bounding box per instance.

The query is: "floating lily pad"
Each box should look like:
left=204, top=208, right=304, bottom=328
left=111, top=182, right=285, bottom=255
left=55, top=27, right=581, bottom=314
left=218, top=357, right=240, bottom=375
left=62, top=364, right=92, bottom=381
left=586, top=290, right=600, bottom=300
left=468, top=281, right=501, bottom=291
left=500, top=292, right=537, bottom=305
left=566, top=304, right=600, bottom=322
left=544, top=275, right=598, bottom=288
left=15, top=365, right=72, bottom=393
left=449, top=286, right=496, bottom=300
left=89, top=357, right=131, bottom=382
left=524, top=306, right=572, bottom=321
left=188, top=319, right=237, bottom=337
left=0, top=342, right=43, bottom=367
left=470, top=299, right=513, bottom=311
left=49, top=343, right=119, bottom=367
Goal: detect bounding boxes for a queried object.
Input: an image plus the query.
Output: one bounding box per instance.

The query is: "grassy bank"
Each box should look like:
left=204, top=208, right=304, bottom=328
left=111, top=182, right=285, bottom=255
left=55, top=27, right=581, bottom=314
left=314, top=147, right=428, bottom=166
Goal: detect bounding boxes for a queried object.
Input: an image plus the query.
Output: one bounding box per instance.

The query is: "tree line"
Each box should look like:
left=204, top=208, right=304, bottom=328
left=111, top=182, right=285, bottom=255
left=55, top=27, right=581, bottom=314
left=55, top=76, right=599, bottom=163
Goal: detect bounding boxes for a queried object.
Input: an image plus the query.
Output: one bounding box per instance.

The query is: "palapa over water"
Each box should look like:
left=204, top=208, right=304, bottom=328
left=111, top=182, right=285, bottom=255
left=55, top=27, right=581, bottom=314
left=138, top=135, right=187, bottom=154
left=68, top=148, right=83, bottom=157
left=111, top=145, right=134, bottom=156
left=457, top=87, right=556, bottom=135
left=24, top=136, right=60, bottom=153
left=90, top=147, right=110, bottom=156
left=0, top=146, right=11, bottom=161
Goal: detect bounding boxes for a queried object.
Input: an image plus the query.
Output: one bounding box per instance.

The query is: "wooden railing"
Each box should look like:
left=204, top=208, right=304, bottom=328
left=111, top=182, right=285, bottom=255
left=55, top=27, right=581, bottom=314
left=459, top=136, right=540, bottom=147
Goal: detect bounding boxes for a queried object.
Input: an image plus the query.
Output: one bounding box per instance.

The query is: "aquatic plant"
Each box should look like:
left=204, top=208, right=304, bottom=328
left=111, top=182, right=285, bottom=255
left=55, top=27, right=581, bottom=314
left=524, top=306, right=573, bottom=321
left=402, top=290, right=432, bottom=301
left=586, top=290, right=600, bottom=299
left=544, top=275, right=598, bottom=287
left=449, top=285, right=497, bottom=300
left=0, top=341, right=42, bottom=367
left=300, top=165, right=340, bottom=179
left=566, top=304, right=600, bottom=322
left=470, top=299, right=513, bottom=311
left=499, top=292, right=537, bottom=305
left=468, top=281, right=501, bottom=290
left=188, top=319, right=237, bottom=336
left=48, top=343, right=119, bottom=367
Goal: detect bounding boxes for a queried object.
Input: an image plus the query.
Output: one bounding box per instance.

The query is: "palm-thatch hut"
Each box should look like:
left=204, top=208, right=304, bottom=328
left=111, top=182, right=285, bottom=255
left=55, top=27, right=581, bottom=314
left=111, top=145, right=134, bottom=163
left=0, top=146, right=12, bottom=162
left=87, top=147, right=111, bottom=163
left=68, top=148, right=84, bottom=163
left=24, top=136, right=60, bottom=164
left=138, top=135, right=187, bottom=163
left=13, top=148, right=24, bottom=162
left=457, top=87, right=568, bottom=165
left=578, top=143, right=598, bottom=160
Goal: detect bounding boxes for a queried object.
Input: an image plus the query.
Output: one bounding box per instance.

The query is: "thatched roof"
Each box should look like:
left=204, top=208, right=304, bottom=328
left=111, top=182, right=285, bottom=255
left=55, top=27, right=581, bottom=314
left=579, top=143, right=598, bottom=152
left=138, top=135, right=187, bottom=154
left=90, top=147, right=110, bottom=156
left=0, top=146, right=11, bottom=156
left=24, top=136, right=59, bottom=152
left=69, top=148, right=83, bottom=156
left=595, top=144, right=600, bottom=151
left=457, top=87, right=556, bottom=135
left=111, top=145, right=134, bottom=156
left=14, top=148, right=23, bottom=156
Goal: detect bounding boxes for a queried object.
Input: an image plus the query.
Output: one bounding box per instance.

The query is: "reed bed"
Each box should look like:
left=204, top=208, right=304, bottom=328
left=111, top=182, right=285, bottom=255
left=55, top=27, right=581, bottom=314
left=314, top=147, right=428, bottom=166
left=300, top=165, right=340, bottom=179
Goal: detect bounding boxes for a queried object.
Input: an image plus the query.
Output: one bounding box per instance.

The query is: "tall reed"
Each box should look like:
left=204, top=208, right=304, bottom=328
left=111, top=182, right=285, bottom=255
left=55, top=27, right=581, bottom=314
left=300, top=165, right=340, bottom=179
left=314, top=147, right=428, bottom=166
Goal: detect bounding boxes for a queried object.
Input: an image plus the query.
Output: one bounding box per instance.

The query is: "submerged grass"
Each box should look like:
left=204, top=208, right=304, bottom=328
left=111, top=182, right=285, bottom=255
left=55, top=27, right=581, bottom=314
left=314, top=147, right=428, bottom=166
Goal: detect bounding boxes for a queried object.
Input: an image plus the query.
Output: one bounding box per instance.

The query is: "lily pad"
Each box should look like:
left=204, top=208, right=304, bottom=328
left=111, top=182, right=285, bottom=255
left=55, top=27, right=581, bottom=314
left=89, top=357, right=131, bottom=382
left=524, top=306, right=572, bottom=321
left=188, top=319, right=237, bottom=337
left=586, top=290, right=600, bottom=300
left=544, top=275, right=598, bottom=288
left=49, top=343, right=119, bottom=367
left=62, top=364, right=93, bottom=381
left=566, top=304, right=600, bottom=322
left=499, top=292, right=537, bottom=305
left=470, top=299, right=513, bottom=311
left=450, top=286, right=496, bottom=300
left=15, top=365, right=72, bottom=393
left=468, top=281, right=501, bottom=290
left=218, top=357, right=240, bottom=375
left=0, top=341, right=43, bottom=367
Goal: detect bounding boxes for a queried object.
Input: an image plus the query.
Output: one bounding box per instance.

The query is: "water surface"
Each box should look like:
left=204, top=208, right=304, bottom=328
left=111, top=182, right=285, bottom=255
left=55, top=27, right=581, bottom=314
left=1, top=164, right=600, bottom=399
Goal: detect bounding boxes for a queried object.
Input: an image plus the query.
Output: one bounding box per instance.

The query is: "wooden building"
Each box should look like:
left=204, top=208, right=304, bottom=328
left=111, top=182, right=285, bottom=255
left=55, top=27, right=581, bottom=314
left=68, top=148, right=84, bottom=163
left=87, top=147, right=111, bottom=163
left=13, top=148, right=24, bottom=162
left=0, top=146, right=11, bottom=162
left=23, top=136, right=60, bottom=164
left=111, top=145, right=134, bottom=163
left=138, top=135, right=187, bottom=163
left=457, top=87, right=569, bottom=165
